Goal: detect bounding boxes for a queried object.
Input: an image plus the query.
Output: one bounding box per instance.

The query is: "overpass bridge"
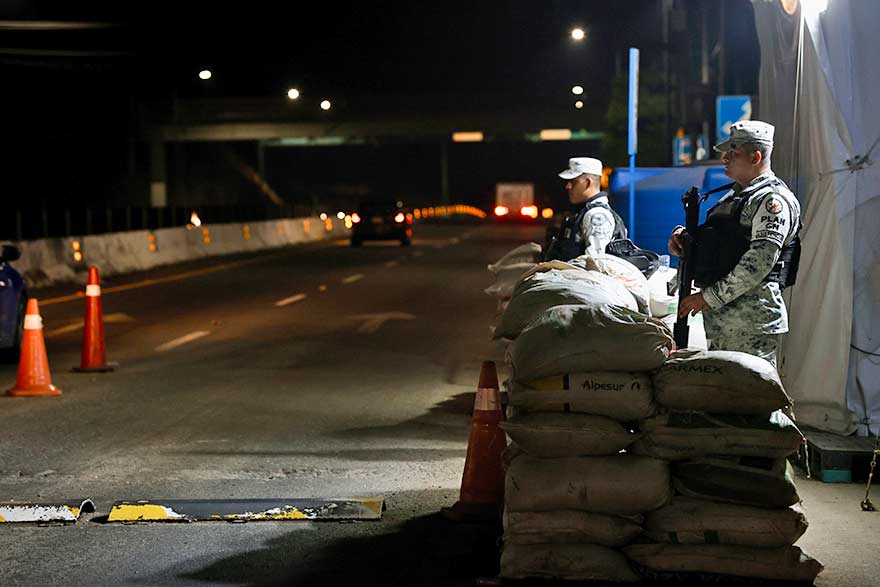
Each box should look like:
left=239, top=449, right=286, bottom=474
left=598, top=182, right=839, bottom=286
left=143, top=94, right=606, bottom=208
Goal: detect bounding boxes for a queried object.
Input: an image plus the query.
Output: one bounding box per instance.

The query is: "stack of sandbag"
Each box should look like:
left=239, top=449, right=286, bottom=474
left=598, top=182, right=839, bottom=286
left=497, top=303, right=676, bottom=582
left=624, top=349, right=824, bottom=584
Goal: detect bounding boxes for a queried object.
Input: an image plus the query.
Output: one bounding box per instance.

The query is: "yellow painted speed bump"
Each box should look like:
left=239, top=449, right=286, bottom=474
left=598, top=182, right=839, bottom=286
left=107, top=498, right=385, bottom=523
left=0, top=499, right=94, bottom=524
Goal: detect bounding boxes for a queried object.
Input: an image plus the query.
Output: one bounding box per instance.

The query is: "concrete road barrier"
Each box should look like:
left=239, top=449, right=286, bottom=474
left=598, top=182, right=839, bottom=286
left=10, top=216, right=348, bottom=288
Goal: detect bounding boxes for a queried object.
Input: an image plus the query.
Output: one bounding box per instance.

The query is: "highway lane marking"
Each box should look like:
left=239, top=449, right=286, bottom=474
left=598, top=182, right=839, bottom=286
left=342, top=274, right=364, bottom=284
left=384, top=261, right=400, bottom=268
left=39, top=251, right=299, bottom=307
left=155, top=331, right=210, bottom=352
left=274, top=293, right=307, bottom=307
left=44, top=313, right=136, bottom=338
left=347, top=312, right=415, bottom=334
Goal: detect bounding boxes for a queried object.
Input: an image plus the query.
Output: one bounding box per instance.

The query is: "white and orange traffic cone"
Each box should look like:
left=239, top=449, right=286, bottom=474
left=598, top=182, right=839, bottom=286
left=73, top=266, right=115, bottom=372
left=441, top=360, right=506, bottom=522
left=6, top=299, right=62, bottom=397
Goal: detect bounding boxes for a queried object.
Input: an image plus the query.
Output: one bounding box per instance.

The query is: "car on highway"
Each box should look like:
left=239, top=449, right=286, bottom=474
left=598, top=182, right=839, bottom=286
left=0, top=244, right=26, bottom=363
left=350, top=200, right=413, bottom=247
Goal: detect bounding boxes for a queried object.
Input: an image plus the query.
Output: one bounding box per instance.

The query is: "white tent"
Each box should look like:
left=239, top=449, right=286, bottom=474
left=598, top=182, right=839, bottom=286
left=752, top=0, right=879, bottom=435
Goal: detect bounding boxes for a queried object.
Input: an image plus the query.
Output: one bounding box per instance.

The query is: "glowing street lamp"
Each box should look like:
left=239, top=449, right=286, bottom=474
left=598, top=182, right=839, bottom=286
left=575, top=100, right=584, bottom=109
left=198, top=69, right=212, bottom=80
left=572, top=85, right=584, bottom=95
left=320, top=100, right=332, bottom=111
left=287, top=88, right=300, bottom=100
left=571, top=28, right=585, bottom=41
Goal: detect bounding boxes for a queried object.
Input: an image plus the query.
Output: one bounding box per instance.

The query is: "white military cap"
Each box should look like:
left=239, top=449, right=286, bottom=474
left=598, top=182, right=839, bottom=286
left=714, top=120, right=775, bottom=152
left=558, top=157, right=604, bottom=179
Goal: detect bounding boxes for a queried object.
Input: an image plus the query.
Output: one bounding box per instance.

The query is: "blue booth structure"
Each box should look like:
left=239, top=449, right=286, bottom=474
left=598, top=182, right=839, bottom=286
left=609, top=164, right=731, bottom=263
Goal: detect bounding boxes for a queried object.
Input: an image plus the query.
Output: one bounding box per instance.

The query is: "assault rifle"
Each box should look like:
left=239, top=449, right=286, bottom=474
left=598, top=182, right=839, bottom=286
left=673, top=186, right=704, bottom=349
left=672, top=182, right=735, bottom=349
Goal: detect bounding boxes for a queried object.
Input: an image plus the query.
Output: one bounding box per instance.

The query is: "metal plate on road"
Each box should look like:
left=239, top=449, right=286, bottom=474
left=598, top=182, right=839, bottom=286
left=106, top=497, right=385, bottom=523
left=0, top=499, right=95, bottom=524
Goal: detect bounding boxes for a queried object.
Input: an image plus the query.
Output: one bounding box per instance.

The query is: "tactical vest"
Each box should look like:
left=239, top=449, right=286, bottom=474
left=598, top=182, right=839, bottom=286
left=542, top=196, right=627, bottom=262
left=692, top=177, right=801, bottom=289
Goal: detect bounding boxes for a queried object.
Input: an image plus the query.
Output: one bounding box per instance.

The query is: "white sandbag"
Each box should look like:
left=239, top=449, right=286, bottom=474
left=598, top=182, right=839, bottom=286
left=504, top=510, right=643, bottom=548
left=483, top=262, right=536, bottom=299
left=652, top=349, right=791, bottom=415
left=631, top=411, right=805, bottom=460
left=624, top=544, right=823, bottom=583
left=507, top=372, right=656, bottom=421
left=488, top=242, right=542, bottom=273
left=495, top=270, right=637, bottom=339
left=660, top=313, right=708, bottom=350
left=501, top=543, right=640, bottom=582
left=500, top=412, right=637, bottom=457
left=505, top=454, right=672, bottom=515
left=647, top=266, right=678, bottom=317
left=574, top=253, right=650, bottom=312
left=673, top=456, right=800, bottom=508
left=509, top=304, right=674, bottom=381
left=644, top=497, right=808, bottom=547
left=512, top=267, right=638, bottom=307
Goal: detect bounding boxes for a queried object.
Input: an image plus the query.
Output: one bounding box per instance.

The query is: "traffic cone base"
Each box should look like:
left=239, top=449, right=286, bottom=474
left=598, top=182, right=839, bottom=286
left=6, top=384, right=62, bottom=397
left=72, top=363, right=116, bottom=373
left=442, top=361, right=506, bottom=523
left=6, top=299, right=62, bottom=397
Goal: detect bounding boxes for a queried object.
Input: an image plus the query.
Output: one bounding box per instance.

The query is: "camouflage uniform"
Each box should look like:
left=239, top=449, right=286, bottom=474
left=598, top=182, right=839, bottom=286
left=700, top=172, right=801, bottom=367
left=578, top=194, right=624, bottom=256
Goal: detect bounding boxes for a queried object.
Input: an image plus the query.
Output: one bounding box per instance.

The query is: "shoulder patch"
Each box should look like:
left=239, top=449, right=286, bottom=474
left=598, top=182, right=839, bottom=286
left=765, top=197, right=784, bottom=214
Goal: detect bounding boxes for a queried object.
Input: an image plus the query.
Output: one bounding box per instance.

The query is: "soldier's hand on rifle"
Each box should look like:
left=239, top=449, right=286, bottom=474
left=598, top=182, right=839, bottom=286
left=668, top=226, right=685, bottom=256
left=678, top=292, right=710, bottom=318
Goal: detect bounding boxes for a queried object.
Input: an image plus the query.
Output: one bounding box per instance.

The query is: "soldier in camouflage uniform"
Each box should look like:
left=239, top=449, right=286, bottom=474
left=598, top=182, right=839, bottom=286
left=544, top=157, right=627, bottom=262
left=669, top=121, right=801, bottom=368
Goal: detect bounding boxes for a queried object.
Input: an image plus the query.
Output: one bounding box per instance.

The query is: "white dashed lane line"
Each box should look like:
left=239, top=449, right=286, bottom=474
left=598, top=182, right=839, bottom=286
left=342, top=274, right=364, bottom=284
left=384, top=261, right=400, bottom=268
left=155, top=331, right=210, bottom=352
left=274, top=293, right=307, bottom=307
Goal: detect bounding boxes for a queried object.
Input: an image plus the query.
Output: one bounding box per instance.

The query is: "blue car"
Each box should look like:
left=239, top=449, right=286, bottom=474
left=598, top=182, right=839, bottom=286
left=0, top=244, right=27, bottom=363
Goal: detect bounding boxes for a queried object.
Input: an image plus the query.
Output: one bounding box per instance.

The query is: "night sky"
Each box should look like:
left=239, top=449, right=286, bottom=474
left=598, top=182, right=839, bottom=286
left=0, top=1, right=760, bottom=228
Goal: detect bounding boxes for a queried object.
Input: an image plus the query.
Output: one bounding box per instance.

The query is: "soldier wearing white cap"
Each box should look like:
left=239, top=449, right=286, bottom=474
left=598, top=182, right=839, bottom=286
left=543, top=157, right=627, bottom=261
left=668, top=120, right=802, bottom=367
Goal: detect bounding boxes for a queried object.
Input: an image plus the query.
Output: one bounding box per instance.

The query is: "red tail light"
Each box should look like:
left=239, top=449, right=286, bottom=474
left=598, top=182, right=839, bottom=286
left=394, top=212, right=405, bottom=223
left=520, top=205, right=538, bottom=219
left=351, top=213, right=361, bottom=224
left=494, top=205, right=509, bottom=217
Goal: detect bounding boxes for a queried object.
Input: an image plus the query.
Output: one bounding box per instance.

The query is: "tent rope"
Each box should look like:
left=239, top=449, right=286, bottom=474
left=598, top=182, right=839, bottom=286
left=851, top=343, right=880, bottom=358
left=818, top=134, right=880, bottom=178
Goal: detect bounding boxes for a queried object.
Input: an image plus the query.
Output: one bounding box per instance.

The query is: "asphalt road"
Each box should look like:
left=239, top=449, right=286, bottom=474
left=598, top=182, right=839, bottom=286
left=1, top=223, right=876, bottom=587
left=0, top=223, right=532, bottom=586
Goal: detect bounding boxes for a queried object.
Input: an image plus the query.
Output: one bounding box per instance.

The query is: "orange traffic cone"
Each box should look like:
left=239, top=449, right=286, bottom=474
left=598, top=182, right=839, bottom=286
left=73, top=266, right=115, bottom=372
left=6, top=299, right=62, bottom=397
left=441, top=360, right=506, bottom=522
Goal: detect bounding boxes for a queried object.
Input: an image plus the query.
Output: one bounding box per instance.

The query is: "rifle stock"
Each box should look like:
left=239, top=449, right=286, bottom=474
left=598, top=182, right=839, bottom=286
left=673, top=186, right=702, bottom=349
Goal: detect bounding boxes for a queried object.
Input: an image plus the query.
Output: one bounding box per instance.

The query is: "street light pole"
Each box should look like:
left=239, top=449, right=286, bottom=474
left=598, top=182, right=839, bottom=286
left=627, top=48, right=639, bottom=241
